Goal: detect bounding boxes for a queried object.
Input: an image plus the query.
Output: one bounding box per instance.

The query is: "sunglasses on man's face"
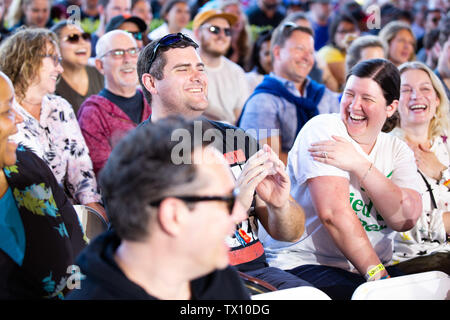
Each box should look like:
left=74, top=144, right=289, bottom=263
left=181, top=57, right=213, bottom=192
left=63, top=32, right=91, bottom=44
left=204, top=25, right=232, bottom=37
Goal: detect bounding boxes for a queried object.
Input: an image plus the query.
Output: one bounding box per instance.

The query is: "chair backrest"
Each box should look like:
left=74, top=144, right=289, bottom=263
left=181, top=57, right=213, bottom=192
left=351, top=271, right=450, bottom=300
left=73, top=205, right=108, bottom=242
left=251, top=286, right=332, bottom=300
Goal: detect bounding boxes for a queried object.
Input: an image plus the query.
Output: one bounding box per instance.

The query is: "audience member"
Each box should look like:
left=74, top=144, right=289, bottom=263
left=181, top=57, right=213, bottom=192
left=379, top=21, right=416, bottom=67
left=148, top=0, right=193, bottom=40
left=137, top=33, right=311, bottom=290
left=220, top=0, right=252, bottom=70
left=389, top=61, right=450, bottom=275
left=245, top=29, right=272, bottom=93
left=193, top=9, right=251, bottom=125
left=131, top=0, right=153, bottom=29
left=91, top=0, right=132, bottom=56
left=78, top=30, right=151, bottom=176
left=306, top=0, right=332, bottom=51
left=345, top=35, right=385, bottom=74
left=0, top=0, right=10, bottom=42
left=105, top=14, right=148, bottom=48
left=259, top=59, right=423, bottom=300
left=80, top=0, right=101, bottom=35
left=317, top=14, right=359, bottom=91
left=67, top=116, right=251, bottom=299
left=0, top=28, right=105, bottom=218
left=239, top=22, right=340, bottom=164
left=282, top=11, right=339, bottom=92
left=410, top=0, right=428, bottom=41
left=434, top=13, right=450, bottom=100
left=0, top=71, right=86, bottom=299
left=245, top=0, right=284, bottom=29
left=51, top=21, right=104, bottom=115
left=416, top=29, right=440, bottom=70
left=6, top=0, right=53, bottom=31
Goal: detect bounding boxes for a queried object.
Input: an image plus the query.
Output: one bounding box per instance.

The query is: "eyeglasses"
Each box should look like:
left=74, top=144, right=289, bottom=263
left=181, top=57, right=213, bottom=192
left=149, top=189, right=239, bottom=215
left=63, top=32, right=91, bottom=43
left=204, top=25, right=232, bottom=37
left=41, top=54, right=62, bottom=67
left=126, top=31, right=143, bottom=41
left=99, top=47, right=141, bottom=59
left=147, top=33, right=198, bottom=71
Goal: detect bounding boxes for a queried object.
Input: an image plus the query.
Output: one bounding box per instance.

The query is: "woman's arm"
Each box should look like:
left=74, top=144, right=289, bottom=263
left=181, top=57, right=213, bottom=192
left=308, top=175, right=389, bottom=278
left=309, top=136, right=422, bottom=231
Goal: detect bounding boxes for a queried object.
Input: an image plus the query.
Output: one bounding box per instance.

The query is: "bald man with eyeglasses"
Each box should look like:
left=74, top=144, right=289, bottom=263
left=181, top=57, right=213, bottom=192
left=77, top=30, right=152, bottom=175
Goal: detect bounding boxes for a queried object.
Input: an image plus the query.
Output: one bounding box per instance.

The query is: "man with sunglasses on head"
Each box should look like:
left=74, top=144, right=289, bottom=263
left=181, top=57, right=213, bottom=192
left=238, top=22, right=340, bottom=165
left=67, top=116, right=251, bottom=300
left=137, top=32, right=312, bottom=293
left=192, top=9, right=251, bottom=125
left=77, top=30, right=152, bottom=175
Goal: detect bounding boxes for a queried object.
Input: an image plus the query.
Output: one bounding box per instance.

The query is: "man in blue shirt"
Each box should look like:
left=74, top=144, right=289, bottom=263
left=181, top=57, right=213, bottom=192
left=238, top=22, right=340, bottom=164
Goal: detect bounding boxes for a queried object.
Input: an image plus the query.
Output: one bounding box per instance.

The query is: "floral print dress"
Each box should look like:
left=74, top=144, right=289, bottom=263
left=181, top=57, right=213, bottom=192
left=0, top=146, right=87, bottom=298
left=11, top=95, right=101, bottom=205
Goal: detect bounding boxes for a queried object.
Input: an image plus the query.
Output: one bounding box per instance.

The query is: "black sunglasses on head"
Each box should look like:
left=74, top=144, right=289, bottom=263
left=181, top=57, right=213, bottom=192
left=147, top=33, right=198, bottom=71
left=63, top=32, right=91, bottom=43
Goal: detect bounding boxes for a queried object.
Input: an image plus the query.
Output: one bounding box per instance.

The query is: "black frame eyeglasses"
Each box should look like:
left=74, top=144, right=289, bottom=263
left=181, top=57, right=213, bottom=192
left=149, top=189, right=239, bottom=215
left=63, top=32, right=91, bottom=43
left=204, top=25, right=232, bottom=37
left=41, top=54, right=62, bottom=67
left=99, top=47, right=141, bottom=59
left=147, top=33, right=198, bottom=71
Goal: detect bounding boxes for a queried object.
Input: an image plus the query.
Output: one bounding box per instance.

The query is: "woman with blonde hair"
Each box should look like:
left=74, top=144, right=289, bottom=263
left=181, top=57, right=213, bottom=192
left=0, top=28, right=105, bottom=218
left=389, top=61, right=450, bottom=274
left=379, top=21, right=416, bottom=67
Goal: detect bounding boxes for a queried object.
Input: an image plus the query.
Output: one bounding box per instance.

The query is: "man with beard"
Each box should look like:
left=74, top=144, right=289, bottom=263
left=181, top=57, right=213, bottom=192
left=193, top=9, right=251, bottom=125
left=245, top=0, right=284, bottom=29
left=77, top=30, right=152, bottom=175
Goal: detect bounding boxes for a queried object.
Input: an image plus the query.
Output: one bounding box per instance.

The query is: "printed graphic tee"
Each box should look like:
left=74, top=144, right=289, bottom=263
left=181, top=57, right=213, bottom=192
left=259, top=113, right=422, bottom=272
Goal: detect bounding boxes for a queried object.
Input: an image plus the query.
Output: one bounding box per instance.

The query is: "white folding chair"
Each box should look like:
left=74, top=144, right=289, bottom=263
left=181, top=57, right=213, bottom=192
left=73, top=205, right=108, bottom=242
left=251, top=286, right=332, bottom=300
left=351, top=271, right=450, bottom=300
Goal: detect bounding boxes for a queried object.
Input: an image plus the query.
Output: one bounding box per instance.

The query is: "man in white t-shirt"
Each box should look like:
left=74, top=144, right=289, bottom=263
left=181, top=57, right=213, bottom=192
left=193, top=9, right=251, bottom=125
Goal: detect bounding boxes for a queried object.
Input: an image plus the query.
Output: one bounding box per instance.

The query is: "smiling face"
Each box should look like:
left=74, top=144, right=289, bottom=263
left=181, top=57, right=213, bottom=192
left=145, top=46, right=208, bottom=118
left=274, top=30, right=315, bottom=87
left=341, top=75, right=397, bottom=147
left=0, top=75, right=23, bottom=168
left=388, top=29, right=415, bottom=66
left=59, top=24, right=91, bottom=67
left=398, top=69, right=440, bottom=128
left=198, top=17, right=232, bottom=57
left=33, top=42, right=64, bottom=95
left=97, top=32, right=138, bottom=95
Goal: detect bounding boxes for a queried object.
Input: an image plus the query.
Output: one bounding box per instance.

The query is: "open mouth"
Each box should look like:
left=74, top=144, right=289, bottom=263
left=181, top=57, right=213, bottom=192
left=349, top=113, right=367, bottom=122
left=120, top=67, right=135, bottom=73
left=75, top=49, right=87, bottom=56
left=409, top=104, right=427, bottom=112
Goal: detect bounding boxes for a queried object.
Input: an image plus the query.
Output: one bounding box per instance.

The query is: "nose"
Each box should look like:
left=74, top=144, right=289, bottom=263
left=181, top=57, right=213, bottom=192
left=348, top=95, right=363, bottom=111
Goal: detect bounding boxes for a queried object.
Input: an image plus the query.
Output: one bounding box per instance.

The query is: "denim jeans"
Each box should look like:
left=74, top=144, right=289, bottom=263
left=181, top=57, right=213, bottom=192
left=245, top=266, right=313, bottom=290
left=287, top=264, right=405, bottom=300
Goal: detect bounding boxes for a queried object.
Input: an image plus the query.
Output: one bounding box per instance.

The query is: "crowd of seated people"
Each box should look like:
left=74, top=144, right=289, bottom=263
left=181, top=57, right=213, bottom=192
left=0, top=0, right=448, bottom=301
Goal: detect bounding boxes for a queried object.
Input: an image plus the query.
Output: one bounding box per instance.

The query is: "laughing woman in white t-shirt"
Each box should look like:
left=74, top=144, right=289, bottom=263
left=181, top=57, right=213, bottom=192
left=258, top=59, right=423, bottom=300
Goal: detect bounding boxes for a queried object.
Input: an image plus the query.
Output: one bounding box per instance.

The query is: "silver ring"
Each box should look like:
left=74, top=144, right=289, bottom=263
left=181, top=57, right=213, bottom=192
left=322, top=151, right=328, bottom=159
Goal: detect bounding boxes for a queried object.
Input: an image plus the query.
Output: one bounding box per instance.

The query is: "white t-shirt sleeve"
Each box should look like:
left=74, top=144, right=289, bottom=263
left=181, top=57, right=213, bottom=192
left=288, top=113, right=350, bottom=186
